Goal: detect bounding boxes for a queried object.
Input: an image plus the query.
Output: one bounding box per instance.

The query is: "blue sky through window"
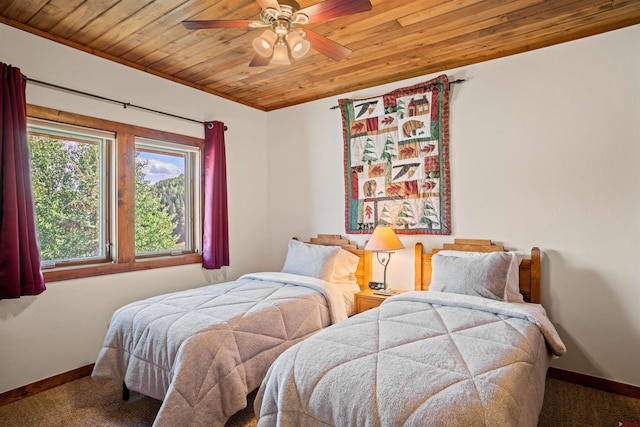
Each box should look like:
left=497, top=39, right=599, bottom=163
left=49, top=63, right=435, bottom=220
left=138, top=151, right=184, bottom=184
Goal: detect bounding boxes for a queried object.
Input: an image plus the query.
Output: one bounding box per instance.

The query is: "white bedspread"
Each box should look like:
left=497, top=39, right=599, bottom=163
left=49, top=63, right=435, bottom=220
left=92, top=272, right=347, bottom=427
left=255, top=291, right=566, bottom=427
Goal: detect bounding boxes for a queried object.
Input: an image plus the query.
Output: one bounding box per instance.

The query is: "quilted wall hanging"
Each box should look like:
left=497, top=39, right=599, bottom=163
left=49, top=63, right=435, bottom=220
left=340, top=74, right=451, bottom=235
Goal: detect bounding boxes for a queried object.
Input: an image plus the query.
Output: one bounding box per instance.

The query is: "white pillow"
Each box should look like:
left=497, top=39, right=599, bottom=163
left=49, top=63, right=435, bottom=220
left=281, top=240, right=341, bottom=281
left=430, top=252, right=512, bottom=301
left=435, top=250, right=525, bottom=303
left=330, top=248, right=360, bottom=284
left=505, top=252, right=524, bottom=303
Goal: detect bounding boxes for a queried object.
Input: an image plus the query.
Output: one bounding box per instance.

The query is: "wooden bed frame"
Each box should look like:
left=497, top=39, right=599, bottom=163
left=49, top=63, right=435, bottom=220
left=307, top=234, right=372, bottom=289
left=414, top=239, right=541, bottom=303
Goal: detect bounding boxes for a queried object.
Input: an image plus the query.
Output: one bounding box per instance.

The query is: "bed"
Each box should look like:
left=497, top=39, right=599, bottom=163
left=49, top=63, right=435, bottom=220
left=254, top=239, right=567, bottom=427
left=91, top=234, right=371, bottom=427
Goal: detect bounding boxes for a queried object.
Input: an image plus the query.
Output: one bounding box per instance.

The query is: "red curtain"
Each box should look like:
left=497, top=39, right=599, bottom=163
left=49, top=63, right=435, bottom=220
left=0, top=63, right=46, bottom=299
left=202, top=121, right=229, bottom=269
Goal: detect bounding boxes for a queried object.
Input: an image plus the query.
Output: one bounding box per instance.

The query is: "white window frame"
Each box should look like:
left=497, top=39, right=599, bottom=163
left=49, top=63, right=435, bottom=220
left=27, top=118, right=114, bottom=267
left=134, top=137, right=202, bottom=257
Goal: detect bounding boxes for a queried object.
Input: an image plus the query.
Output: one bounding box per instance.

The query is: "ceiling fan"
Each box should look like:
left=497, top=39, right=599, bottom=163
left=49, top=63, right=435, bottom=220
left=182, top=0, right=372, bottom=66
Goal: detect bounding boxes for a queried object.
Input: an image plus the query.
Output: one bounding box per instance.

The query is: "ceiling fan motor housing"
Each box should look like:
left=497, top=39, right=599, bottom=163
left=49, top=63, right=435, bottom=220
left=261, top=0, right=308, bottom=28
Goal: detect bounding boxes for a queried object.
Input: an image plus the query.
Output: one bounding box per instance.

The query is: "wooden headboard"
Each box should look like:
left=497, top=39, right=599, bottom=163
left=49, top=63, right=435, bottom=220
left=306, top=234, right=372, bottom=289
left=414, top=239, right=541, bottom=303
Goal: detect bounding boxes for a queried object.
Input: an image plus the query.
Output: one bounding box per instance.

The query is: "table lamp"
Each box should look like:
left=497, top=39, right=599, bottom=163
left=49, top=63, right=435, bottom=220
left=364, top=225, right=405, bottom=296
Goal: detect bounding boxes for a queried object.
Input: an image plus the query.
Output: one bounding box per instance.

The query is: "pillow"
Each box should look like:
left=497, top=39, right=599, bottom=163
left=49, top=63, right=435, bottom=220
left=430, top=252, right=513, bottom=301
left=281, top=239, right=341, bottom=281
left=436, top=250, right=525, bottom=303
left=504, top=252, right=524, bottom=303
left=330, top=249, right=360, bottom=284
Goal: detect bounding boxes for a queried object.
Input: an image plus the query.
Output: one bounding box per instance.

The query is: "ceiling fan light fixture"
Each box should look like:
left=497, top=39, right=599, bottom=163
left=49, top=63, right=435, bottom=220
left=271, top=42, right=291, bottom=65
left=252, top=29, right=277, bottom=57
left=286, top=31, right=310, bottom=59
left=182, top=0, right=373, bottom=67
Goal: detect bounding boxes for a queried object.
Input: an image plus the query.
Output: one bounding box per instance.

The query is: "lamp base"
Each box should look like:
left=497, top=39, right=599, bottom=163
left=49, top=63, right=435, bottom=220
left=373, top=289, right=400, bottom=296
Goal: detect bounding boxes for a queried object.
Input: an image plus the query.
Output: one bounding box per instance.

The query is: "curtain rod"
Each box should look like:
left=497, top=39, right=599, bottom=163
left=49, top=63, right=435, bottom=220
left=22, top=76, right=227, bottom=131
left=328, top=78, right=466, bottom=110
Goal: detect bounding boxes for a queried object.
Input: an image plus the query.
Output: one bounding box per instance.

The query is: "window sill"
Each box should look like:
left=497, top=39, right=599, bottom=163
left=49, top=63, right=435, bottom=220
left=42, top=254, right=203, bottom=283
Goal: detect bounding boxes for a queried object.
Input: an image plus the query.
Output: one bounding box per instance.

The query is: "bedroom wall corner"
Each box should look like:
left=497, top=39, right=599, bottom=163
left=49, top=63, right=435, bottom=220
left=0, top=23, right=270, bottom=394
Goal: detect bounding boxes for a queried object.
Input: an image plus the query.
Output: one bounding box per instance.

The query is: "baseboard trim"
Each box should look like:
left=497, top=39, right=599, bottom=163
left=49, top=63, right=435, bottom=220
left=548, top=367, right=640, bottom=399
left=2, top=364, right=638, bottom=407
left=0, top=364, right=94, bottom=407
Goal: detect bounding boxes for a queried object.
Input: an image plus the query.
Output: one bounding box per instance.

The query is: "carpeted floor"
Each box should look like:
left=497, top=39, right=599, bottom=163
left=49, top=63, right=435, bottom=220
left=0, top=377, right=255, bottom=427
left=538, top=378, right=640, bottom=427
left=0, top=376, right=638, bottom=426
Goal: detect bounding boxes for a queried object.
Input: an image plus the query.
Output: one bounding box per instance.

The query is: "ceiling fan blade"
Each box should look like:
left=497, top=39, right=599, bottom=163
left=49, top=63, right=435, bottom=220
left=304, top=29, right=351, bottom=62
left=296, top=0, right=372, bottom=23
left=249, top=53, right=271, bottom=67
left=256, top=0, right=281, bottom=13
left=182, top=20, right=255, bottom=29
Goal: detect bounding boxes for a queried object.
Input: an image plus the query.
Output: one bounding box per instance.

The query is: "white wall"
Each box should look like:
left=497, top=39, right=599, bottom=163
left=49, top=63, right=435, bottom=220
left=266, top=25, right=640, bottom=387
left=0, top=24, right=270, bottom=393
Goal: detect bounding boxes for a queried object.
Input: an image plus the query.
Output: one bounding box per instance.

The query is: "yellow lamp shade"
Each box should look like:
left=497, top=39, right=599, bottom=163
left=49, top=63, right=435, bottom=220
left=364, top=225, right=404, bottom=252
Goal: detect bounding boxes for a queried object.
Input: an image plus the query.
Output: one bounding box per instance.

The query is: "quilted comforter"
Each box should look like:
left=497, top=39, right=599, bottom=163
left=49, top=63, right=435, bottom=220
left=255, top=291, right=566, bottom=427
left=92, top=272, right=347, bottom=427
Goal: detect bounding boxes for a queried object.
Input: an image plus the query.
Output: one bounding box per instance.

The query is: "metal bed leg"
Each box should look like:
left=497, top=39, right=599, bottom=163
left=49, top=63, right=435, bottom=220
left=122, top=382, right=130, bottom=401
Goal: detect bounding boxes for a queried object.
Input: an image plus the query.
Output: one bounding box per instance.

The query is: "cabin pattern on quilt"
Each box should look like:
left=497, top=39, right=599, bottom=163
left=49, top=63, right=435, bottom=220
left=340, top=74, right=451, bottom=235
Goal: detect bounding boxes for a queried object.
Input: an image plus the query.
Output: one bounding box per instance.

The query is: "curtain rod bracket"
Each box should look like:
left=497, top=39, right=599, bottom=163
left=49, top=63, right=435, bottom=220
left=206, top=122, right=228, bottom=131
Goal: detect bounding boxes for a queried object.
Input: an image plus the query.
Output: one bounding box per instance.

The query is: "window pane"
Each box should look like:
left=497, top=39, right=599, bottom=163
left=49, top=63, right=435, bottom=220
left=135, top=146, right=189, bottom=254
left=28, top=127, right=108, bottom=263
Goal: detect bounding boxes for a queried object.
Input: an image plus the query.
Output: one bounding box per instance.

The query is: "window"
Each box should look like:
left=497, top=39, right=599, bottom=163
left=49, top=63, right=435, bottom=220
left=26, top=105, right=204, bottom=282
left=27, top=119, right=112, bottom=267
left=135, top=138, right=201, bottom=257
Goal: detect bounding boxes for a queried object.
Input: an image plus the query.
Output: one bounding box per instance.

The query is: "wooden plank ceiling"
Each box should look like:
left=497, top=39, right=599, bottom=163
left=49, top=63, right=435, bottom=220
left=1, top=0, right=639, bottom=111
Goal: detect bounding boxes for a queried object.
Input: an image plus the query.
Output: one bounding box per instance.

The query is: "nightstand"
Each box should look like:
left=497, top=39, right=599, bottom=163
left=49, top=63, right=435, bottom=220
left=354, top=288, right=404, bottom=314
